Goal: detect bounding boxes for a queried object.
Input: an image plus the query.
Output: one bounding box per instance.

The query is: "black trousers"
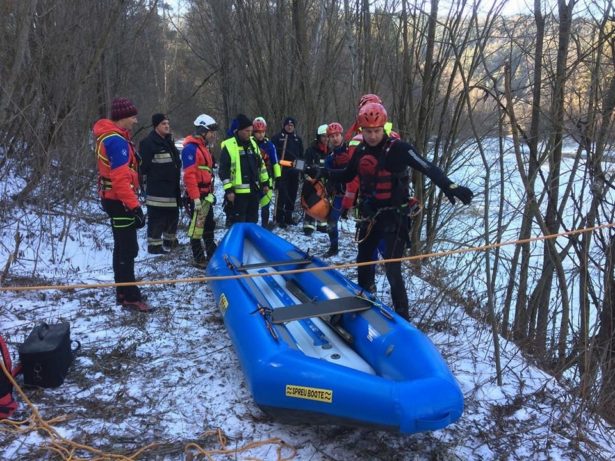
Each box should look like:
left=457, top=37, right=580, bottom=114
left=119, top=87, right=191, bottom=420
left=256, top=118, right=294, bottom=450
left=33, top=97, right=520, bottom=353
left=232, top=193, right=259, bottom=224
left=147, top=206, right=179, bottom=246
left=356, top=214, right=409, bottom=319
left=275, top=169, right=300, bottom=224
left=102, top=199, right=142, bottom=302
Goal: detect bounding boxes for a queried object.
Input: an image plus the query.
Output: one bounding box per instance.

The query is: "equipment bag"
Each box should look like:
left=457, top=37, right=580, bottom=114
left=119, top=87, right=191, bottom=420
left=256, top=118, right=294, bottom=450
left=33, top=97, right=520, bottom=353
left=301, top=179, right=331, bottom=222
left=0, top=334, right=18, bottom=419
left=18, top=322, right=80, bottom=388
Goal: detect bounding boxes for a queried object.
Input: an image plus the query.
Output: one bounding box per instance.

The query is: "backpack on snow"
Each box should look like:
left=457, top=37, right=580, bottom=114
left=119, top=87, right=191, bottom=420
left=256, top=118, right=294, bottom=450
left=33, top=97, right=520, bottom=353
left=18, top=322, right=80, bottom=388
left=0, top=334, right=18, bottom=419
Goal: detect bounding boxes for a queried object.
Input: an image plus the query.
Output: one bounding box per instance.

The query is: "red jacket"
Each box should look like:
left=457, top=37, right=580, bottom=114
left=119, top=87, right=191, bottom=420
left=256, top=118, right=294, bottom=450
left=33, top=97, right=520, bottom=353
left=182, top=135, right=215, bottom=200
left=93, top=119, right=140, bottom=210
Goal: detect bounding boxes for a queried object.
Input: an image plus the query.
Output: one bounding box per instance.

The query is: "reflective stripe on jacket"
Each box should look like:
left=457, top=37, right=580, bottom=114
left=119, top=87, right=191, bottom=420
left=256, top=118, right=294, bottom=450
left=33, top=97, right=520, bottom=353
left=182, top=135, right=214, bottom=200
left=219, top=137, right=269, bottom=194
left=93, top=119, right=140, bottom=210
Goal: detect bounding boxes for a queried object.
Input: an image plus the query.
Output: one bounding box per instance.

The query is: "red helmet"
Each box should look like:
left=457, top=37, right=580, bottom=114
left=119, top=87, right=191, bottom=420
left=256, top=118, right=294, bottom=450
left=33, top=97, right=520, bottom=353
left=359, top=94, right=382, bottom=109
left=357, top=103, right=387, bottom=128
left=326, top=122, right=343, bottom=136
left=252, top=118, right=267, bottom=132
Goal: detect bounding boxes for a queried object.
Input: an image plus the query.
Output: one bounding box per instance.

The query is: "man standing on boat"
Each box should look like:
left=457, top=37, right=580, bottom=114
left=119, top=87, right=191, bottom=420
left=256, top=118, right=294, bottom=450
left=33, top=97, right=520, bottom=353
left=306, top=103, right=473, bottom=320
left=219, top=114, right=270, bottom=224
left=182, top=114, right=219, bottom=268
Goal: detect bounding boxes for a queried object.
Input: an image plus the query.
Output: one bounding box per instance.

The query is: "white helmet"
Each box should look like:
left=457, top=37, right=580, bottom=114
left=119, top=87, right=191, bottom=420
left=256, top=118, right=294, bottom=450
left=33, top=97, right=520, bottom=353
left=317, top=124, right=328, bottom=136
left=193, top=114, right=218, bottom=132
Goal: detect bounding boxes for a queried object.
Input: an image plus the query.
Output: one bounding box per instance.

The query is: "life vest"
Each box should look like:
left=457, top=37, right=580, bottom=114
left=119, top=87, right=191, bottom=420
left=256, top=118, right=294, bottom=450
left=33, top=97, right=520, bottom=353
left=301, top=179, right=331, bottom=222
left=0, top=335, right=18, bottom=420
left=221, top=137, right=269, bottom=194
left=357, top=138, right=409, bottom=208
left=93, top=119, right=140, bottom=210
left=182, top=135, right=215, bottom=200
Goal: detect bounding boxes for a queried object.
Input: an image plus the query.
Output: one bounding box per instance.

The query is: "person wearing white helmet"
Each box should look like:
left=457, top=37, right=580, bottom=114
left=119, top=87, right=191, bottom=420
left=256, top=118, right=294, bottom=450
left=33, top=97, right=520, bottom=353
left=182, top=114, right=219, bottom=269
left=301, top=124, right=329, bottom=236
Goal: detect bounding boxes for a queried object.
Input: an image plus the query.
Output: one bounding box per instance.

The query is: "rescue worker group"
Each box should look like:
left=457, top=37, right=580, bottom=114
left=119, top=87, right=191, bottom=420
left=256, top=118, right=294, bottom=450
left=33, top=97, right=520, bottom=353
left=93, top=94, right=474, bottom=317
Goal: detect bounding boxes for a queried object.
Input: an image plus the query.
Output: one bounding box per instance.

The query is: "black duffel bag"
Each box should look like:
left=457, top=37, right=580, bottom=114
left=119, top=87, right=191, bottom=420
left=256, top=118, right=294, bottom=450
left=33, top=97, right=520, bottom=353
left=18, top=322, right=80, bottom=388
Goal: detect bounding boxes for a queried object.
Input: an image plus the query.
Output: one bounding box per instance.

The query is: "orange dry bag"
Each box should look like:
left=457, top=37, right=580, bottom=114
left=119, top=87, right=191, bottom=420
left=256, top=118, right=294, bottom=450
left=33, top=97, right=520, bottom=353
left=301, top=179, right=331, bottom=222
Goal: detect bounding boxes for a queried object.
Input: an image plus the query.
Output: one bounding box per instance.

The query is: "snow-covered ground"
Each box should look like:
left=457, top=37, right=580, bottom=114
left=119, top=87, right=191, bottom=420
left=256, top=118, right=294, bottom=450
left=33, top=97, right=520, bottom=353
left=1, top=189, right=615, bottom=460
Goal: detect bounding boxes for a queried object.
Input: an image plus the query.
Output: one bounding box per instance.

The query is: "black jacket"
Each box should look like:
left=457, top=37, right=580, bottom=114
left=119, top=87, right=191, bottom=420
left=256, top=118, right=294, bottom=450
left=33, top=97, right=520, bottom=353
left=304, top=139, right=328, bottom=167
left=271, top=129, right=304, bottom=163
left=329, top=136, right=454, bottom=208
left=139, top=130, right=182, bottom=200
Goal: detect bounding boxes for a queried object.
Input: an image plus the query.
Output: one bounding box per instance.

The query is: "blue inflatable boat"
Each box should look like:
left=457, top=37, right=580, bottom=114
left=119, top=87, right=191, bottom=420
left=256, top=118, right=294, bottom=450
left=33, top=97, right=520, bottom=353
left=206, top=223, right=463, bottom=434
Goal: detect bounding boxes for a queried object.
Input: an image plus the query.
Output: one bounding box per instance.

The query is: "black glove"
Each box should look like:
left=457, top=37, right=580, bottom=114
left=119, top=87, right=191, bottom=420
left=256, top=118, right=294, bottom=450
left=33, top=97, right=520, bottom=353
left=132, top=206, right=146, bottom=229
left=445, top=184, right=473, bottom=205
left=341, top=208, right=349, bottom=220
left=304, top=165, right=321, bottom=180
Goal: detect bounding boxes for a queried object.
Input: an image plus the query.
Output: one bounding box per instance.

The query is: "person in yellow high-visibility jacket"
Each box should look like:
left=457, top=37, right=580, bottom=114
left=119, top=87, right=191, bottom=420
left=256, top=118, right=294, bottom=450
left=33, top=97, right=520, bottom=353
left=219, top=114, right=270, bottom=224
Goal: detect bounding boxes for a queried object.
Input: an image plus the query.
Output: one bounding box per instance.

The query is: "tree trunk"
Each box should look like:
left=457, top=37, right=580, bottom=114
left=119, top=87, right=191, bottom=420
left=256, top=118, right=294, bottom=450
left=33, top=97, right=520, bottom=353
left=410, top=0, right=439, bottom=258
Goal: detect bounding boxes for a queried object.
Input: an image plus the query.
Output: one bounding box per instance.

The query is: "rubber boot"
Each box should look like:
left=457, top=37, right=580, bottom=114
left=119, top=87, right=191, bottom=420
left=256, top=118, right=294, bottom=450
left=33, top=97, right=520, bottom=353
left=148, top=245, right=169, bottom=255
left=323, top=243, right=338, bottom=257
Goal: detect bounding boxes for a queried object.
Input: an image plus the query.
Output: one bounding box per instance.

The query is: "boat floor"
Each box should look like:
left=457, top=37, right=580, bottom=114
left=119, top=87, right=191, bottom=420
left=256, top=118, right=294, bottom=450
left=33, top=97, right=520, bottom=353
left=242, top=244, right=375, bottom=375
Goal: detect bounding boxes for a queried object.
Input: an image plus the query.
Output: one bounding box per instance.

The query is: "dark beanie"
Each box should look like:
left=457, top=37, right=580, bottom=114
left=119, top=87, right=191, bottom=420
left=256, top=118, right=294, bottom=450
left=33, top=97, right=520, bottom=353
left=283, top=116, right=297, bottom=127
left=111, top=97, right=138, bottom=121
left=152, top=113, right=168, bottom=128
left=235, top=113, right=252, bottom=131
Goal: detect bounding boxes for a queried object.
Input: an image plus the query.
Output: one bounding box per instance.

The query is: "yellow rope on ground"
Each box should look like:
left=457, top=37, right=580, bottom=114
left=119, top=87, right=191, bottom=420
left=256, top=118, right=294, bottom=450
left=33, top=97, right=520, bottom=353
left=184, top=428, right=296, bottom=460
left=2, top=223, right=612, bottom=457
left=0, top=222, right=613, bottom=293
left=2, top=361, right=297, bottom=460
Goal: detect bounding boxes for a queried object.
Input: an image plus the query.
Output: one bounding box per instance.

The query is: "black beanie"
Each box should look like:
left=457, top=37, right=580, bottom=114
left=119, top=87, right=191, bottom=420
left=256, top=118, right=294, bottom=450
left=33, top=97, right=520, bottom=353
left=283, top=116, right=297, bottom=127
left=235, top=113, right=252, bottom=131
left=152, top=113, right=168, bottom=128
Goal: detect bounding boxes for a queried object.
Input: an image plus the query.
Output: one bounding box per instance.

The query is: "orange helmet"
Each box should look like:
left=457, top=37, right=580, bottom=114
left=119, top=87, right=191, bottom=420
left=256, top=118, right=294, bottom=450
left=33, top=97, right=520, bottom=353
left=252, top=118, right=267, bottom=132
left=301, top=179, right=331, bottom=222
left=357, top=102, right=387, bottom=128
left=359, top=94, right=382, bottom=109
left=326, top=122, right=343, bottom=136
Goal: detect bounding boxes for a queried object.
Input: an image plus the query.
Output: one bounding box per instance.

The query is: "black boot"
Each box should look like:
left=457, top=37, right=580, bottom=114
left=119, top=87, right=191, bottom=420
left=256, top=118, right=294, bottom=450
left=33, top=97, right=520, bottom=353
left=323, top=244, right=338, bottom=257
left=148, top=245, right=169, bottom=255
left=193, top=257, right=208, bottom=269
left=163, top=239, right=180, bottom=250
left=205, top=241, right=218, bottom=260
left=316, top=223, right=328, bottom=233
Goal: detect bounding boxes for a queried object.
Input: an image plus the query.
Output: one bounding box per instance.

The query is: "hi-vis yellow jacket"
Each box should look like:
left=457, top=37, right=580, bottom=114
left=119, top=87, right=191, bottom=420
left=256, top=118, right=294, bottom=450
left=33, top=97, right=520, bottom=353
left=219, top=137, right=269, bottom=194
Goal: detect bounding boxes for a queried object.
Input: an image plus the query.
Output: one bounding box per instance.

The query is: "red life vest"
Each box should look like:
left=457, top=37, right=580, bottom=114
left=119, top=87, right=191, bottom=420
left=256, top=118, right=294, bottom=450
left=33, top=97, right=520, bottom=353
left=358, top=138, right=409, bottom=207
left=183, top=135, right=215, bottom=200
left=0, top=335, right=18, bottom=419
left=93, top=119, right=140, bottom=210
